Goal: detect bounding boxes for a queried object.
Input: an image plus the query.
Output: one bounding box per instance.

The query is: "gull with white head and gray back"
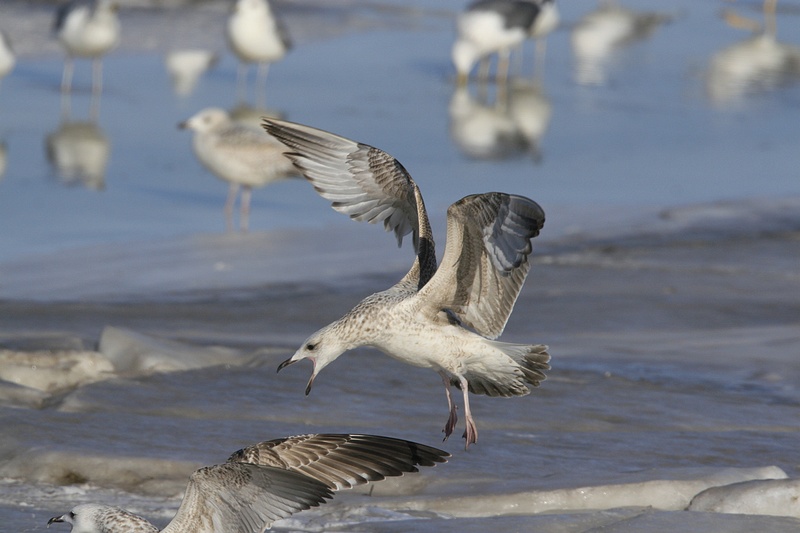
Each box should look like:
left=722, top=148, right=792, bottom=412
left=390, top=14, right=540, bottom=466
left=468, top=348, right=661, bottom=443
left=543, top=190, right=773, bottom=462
left=264, top=119, right=550, bottom=450
left=47, top=433, right=448, bottom=532
left=226, top=0, right=291, bottom=106
left=54, top=0, right=120, bottom=96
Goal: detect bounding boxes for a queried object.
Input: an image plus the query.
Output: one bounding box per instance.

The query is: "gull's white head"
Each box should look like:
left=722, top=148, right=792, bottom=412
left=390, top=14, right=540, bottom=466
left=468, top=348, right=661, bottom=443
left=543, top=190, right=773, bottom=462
left=47, top=503, right=157, bottom=533
left=278, top=323, right=348, bottom=395
left=178, top=107, right=231, bottom=133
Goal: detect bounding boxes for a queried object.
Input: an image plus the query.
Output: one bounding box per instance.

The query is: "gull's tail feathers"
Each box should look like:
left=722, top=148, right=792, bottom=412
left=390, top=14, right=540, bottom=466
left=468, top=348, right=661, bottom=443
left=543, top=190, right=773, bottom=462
left=455, top=342, right=550, bottom=397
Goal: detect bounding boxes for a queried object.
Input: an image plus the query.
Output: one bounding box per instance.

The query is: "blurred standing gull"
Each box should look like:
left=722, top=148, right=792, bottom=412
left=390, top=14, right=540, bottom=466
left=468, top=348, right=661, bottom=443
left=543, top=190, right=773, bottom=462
left=54, top=0, right=120, bottom=96
left=47, top=433, right=448, bottom=532
left=453, top=0, right=556, bottom=85
left=226, top=0, right=291, bottom=106
left=179, top=107, right=297, bottom=232
left=265, top=119, right=550, bottom=450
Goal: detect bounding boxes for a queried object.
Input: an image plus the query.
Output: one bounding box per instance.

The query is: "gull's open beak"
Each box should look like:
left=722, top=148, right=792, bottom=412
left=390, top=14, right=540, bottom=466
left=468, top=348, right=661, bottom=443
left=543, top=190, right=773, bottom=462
left=277, top=356, right=316, bottom=395
left=47, top=516, right=64, bottom=527
left=277, top=357, right=296, bottom=373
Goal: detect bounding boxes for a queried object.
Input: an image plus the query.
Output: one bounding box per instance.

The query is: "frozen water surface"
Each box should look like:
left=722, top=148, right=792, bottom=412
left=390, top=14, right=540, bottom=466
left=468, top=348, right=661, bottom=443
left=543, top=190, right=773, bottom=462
left=0, top=0, right=799, bottom=531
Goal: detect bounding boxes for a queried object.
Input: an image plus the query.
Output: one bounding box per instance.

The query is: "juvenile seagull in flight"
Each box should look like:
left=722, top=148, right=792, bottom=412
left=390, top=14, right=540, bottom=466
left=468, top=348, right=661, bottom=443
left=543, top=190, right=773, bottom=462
left=264, top=119, right=550, bottom=449
left=47, top=433, right=448, bottom=532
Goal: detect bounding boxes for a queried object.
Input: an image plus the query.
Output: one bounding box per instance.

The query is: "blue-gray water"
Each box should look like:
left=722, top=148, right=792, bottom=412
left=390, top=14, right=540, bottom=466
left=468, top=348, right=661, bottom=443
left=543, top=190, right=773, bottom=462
left=1, top=0, right=799, bottom=531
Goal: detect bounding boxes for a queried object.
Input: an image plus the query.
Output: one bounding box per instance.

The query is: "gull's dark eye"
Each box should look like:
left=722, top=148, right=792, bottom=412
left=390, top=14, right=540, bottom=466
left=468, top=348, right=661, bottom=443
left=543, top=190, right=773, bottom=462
left=69, top=512, right=75, bottom=519
left=306, top=343, right=316, bottom=351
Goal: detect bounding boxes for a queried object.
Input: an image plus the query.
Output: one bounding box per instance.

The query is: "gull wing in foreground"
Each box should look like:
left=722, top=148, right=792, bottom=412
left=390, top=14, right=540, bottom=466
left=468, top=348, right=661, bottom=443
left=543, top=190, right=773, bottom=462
left=48, top=434, right=448, bottom=532
left=227, top=433, right=450, bottom=490
left=161, top=462, right=332, bottom=533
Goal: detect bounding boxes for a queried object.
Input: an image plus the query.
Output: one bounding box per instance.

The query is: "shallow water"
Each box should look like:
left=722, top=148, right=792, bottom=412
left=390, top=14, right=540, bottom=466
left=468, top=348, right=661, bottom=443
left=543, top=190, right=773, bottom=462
left=1, top=0, right=799, bottom=531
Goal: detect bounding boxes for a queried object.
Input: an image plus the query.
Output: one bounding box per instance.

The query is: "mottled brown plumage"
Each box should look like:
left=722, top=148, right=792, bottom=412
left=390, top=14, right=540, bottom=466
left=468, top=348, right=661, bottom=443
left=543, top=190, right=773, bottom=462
left=265, top=119, right=550, bottom=449
left=228, top=433, right=448, bottom=490
left=179, top=107, right=298, bottom=232
left=47, top=433, right=448, bottom=532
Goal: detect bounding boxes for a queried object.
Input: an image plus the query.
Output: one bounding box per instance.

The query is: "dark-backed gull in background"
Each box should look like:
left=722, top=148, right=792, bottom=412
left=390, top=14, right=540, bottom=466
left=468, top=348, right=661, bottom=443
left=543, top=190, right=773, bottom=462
left=452, top=0, right=558, bottom=85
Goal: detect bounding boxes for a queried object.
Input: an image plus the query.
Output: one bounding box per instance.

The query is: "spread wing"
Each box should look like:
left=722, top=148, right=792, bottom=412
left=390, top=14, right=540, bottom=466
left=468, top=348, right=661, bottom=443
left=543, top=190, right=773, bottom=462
left=262, top=118, right=438, bottom=287
left=227, top=433, right=449, bottom=490
left=417, top=193, right=545, bottom=339
left=161, top=463, right=332, bottom=533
